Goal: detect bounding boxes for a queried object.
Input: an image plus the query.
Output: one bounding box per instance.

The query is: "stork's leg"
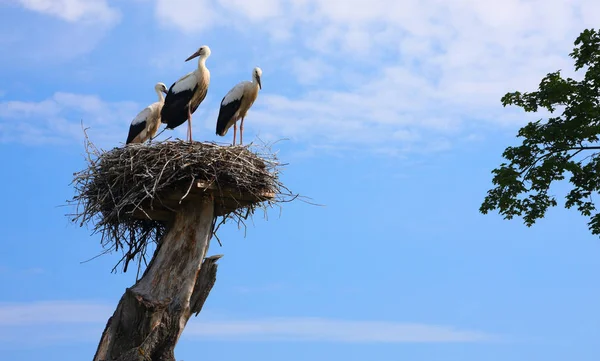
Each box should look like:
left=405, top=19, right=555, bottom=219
left=240, top=117, right=245, bottom=145
left=187, top=107, right=193, bottom=142
left=233, top=123, right=237, bottom=146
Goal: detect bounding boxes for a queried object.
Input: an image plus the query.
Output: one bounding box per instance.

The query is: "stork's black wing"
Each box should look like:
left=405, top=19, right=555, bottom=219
left=126, top=120, right=146, bottom=144
left=216, top=95, right=243, bottom=136
left=161, top=75, right=198, bottom=130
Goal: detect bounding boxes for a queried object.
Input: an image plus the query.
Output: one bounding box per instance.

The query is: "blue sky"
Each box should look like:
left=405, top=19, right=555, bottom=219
left=1, top=0, right=599, bottom=360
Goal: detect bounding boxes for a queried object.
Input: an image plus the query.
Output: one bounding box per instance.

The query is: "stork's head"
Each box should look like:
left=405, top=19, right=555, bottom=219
left=185, top=45, right=211, bottom=62
left=253, top=67, right=262, bottom=89
left=155, top=82, right=168, bottom=94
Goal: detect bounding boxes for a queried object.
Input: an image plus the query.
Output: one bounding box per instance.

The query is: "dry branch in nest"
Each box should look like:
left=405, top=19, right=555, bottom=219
left=68, top=133, right=296, bottom=275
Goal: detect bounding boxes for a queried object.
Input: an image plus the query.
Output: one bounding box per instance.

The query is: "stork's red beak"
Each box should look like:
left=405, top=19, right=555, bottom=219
left=185, top=50, right=200, bottom=62
left=257, top=77, right=262, bottom=89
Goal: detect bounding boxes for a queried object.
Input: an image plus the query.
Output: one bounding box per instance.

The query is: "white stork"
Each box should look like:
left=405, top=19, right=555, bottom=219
left=126, top=82, right=168, bottom=145
left=215, top=67, right=262, bottom=146
left=160, top=45, right=211, bottom=142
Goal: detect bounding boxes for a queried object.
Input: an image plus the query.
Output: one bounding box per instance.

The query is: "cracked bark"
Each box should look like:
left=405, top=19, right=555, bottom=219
left=93, top=198, right=219, bottom=361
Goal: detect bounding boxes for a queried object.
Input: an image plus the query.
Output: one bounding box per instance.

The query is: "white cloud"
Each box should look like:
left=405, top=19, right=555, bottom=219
left=0, top=26, right=112, bottom=66
left=0, top=301, right=112, bottom=326
left=4, top=0, right=597, bottom=155
left=0, top=90, right=225, bottom=148
left=0, top=92, right=140, bottom=146
left=0, top=0, right=121, bottom=66
left=217, top=0, right=282, bottom=21
left=234, top=79, right=478, bottom=155
left=152, top=0, right=292, bottom=41
left=185, top=317, right=497, bottom=343
left=0, top=266, right=45, bottom=278
left=290, top=57, right=335, bottom=86
left=155, top=0, right=219, bottom=33
left=0, top=301, right=497, bottom=347
left=15, top=0, right=121, bottom=25
left=143, top=0, right=599, bottom=155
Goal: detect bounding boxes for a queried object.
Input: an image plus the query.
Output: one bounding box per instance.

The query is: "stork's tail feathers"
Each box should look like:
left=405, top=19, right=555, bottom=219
left=215, top=123, right=228, bottom=137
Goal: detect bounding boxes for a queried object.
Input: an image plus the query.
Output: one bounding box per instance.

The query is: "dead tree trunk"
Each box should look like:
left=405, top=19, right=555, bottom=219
left=93, top=197, right=217, bottom=361
left=70, top=140, right=283, bottom=360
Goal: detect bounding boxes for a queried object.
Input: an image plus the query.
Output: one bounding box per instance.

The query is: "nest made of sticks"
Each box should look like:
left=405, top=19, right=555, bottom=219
left=68, top=133, right=295, bottom=275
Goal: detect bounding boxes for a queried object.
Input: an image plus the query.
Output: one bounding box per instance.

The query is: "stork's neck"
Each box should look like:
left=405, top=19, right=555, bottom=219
left=197, top=57, right=207, bottom=69
left=156, top=89, right=165, bottom=102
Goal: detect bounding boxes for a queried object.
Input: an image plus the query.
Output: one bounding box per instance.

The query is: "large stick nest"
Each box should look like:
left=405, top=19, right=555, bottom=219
left=69, top=134, right=295, bottom=275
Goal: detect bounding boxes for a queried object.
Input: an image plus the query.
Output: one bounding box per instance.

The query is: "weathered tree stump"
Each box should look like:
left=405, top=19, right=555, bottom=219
left=69, top=140, right=289, bottom=361
left=93, top=199, right=216, bottom=361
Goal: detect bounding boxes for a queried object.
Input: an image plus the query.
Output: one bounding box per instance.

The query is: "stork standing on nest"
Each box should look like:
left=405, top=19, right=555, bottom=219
left=160, top=45, right=211, bottom=142
left=215, top=67, right=262, bottom=146
left=126, top=82, right=168, bottom=144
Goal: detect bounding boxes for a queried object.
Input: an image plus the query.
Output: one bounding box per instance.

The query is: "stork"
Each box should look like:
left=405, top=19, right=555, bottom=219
left=125, top=82, right=168, bottom=145
left=160, top=45, right=211, bottom=142
left=215, top=67, right=262, bottom=146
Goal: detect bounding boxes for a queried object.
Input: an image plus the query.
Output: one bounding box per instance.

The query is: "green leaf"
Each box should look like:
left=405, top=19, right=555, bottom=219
left=481, top=28, right=600, bottom=237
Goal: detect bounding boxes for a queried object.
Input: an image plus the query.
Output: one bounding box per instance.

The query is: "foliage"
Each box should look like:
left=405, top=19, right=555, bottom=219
left=480, top=29, right=600, bottom=235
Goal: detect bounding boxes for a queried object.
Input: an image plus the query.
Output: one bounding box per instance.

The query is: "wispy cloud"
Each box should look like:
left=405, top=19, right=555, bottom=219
left=290, top=57, right=336, bottom=86
left=0, top=300, right=498, bottom=347
left=154, top=0, right=218, bottom=33
left=153, top=0, right=286, bottom=37
left=0, top=91, right=222, bottom=148
left=145, top=0, right=594, bottom=155
left=0, top=0, right=121, bottom=67
left=185, top=317, right=497, bottom=343
left=0, top=266, right=45, bottom=278
left=3, top=0, right=595, bottom=155
left=0, top=92, right=140, bottom=146
left=0, top=301, right=112, bottom=326
left=14, top=0, right=121, bottom=25
left=0, top=82, right=520, bottom=156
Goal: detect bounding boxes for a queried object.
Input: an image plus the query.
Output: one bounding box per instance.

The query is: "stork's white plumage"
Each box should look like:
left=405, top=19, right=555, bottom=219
left=215, top=67, right=262, bottom=145
left=160, top=45, right=211, bottom=142
left=126, top=82, right=168, bottom=145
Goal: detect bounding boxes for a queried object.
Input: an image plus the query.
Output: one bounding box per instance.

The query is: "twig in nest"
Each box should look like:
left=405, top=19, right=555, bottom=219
left=67, top=131, right=299, bottom=274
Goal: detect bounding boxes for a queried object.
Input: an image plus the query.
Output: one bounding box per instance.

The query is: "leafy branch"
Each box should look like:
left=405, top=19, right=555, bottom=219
left=480, top=28, right=600, bottom=235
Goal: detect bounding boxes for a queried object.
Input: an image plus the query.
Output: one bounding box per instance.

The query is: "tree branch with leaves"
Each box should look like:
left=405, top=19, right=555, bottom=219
left=480, top=28, right=600, bottom=235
